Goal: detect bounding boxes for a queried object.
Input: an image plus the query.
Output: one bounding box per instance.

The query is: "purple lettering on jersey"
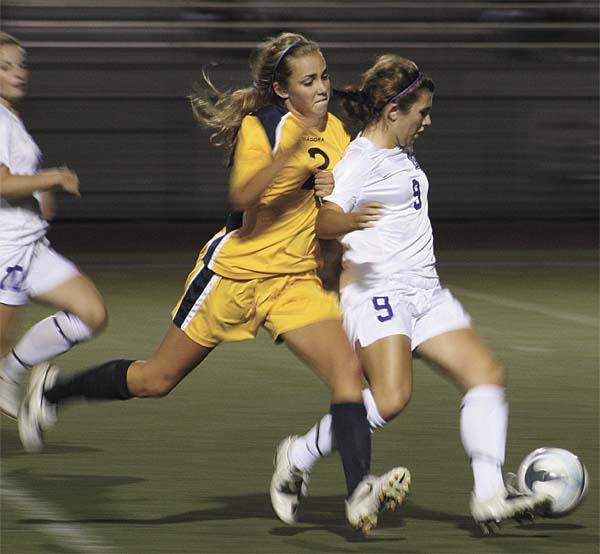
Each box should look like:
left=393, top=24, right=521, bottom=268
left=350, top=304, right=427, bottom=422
left=412, top=179, right=422, bottom=210
left=407, top=153, right=421, bottom=169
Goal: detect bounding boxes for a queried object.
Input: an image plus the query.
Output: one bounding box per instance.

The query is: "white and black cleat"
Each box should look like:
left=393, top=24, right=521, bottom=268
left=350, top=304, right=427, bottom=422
left=270, top=436, right=310, bottom=524
left=471, top=486, right=551, bottom=535
left=345, top=466, right=411, bottom=534
left=18, top=362, right=58, bottom=453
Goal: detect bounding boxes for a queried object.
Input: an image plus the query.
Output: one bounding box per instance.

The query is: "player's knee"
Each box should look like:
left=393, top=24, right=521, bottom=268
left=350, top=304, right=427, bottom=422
left=465, top=360, right=505, bottom=389
left=77, top=301, right=108, bottom=335
left=137, top=375, right=177, bottom=398
left=377, top=386, right=412, bottom=421
left=485, top=362, right=505, bottom=386
left=127, top=361, right=178, bottom=398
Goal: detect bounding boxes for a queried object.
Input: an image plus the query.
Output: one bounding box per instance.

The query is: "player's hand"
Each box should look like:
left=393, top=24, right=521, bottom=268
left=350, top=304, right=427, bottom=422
left=351, top=201, right=384, bottom=230
left=58, top=166, right=80, bottom=196
left=313, top=170, right=334, bottom=200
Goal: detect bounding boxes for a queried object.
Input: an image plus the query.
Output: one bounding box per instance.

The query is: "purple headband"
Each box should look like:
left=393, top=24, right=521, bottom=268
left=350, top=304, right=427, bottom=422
left=271, top=40, right=307, bottom=85
left=384, top=73, right=423, bottom=106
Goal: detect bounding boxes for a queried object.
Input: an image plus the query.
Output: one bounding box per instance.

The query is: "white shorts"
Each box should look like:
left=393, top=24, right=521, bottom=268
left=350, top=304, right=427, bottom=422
left=0, top=239, right=80, bottom=306
left=342, top=284, right=472, bottom=350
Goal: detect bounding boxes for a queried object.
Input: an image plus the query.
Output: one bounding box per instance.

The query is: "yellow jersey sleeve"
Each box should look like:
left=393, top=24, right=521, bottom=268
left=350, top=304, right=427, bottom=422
left=229, top=115, right=272, bottom=192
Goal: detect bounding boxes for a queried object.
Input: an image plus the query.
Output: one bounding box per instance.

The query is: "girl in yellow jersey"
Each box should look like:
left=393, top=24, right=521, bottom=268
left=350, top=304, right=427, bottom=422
left=18, top=33, right=408, bottom=533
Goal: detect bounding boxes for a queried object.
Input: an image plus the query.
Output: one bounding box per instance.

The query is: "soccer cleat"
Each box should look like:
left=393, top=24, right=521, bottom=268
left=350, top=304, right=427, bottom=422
left=470, top=486, right=552, bottom=535
left=504, top=472, right=520, bottom=495
left=345, top=466, right=411, bottom=534
left=270, top=436, right=310, bottom=524
left=0, top=370, right=20, bottom=420
left=18, top=362, right=58, bottom=453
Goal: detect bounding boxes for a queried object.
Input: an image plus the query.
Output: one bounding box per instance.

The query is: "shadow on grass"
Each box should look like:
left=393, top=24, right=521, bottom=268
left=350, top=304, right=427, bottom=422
left=1, top=426, right=102, bottom=458
left=17, top=487, right=585, bottom=544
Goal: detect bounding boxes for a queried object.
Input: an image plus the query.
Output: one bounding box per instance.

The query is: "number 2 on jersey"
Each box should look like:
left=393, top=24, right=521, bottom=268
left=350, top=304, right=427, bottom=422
left=372, top=296, right=394, bottom=322
left=301, top=147, right=330, bottom=189
left=412, top=179, right=422, bottom=210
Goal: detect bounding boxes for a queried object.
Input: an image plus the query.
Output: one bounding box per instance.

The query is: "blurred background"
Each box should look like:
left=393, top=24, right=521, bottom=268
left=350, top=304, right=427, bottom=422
left=1, top=0, right=598, bottom=227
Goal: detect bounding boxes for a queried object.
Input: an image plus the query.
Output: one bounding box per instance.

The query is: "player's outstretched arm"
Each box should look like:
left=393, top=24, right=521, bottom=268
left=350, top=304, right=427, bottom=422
left=315, top=201, right=383, bottom=239
left=0, top=164, right=79, bottom=198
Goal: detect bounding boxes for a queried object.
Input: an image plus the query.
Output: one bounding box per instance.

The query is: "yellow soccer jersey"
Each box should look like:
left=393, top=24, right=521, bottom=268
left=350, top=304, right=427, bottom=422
left=208, top=104, right=350, bottom=280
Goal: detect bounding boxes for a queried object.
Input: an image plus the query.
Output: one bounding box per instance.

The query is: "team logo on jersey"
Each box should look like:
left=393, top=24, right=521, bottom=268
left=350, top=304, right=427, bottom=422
left=407, top=152, right=421, bottom=169
left=0, top=265, right=25, bottom=292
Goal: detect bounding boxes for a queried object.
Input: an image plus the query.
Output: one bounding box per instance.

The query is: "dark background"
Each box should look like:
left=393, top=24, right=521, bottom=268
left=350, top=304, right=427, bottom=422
left=2, top=0, right=598, bottom=222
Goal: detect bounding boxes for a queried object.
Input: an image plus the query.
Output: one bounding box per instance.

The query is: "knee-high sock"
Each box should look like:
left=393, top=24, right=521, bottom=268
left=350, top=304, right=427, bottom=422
left=331, top=402, right=371, bottom=497
left=289, top=388, right=386, bottom=473
left=460, top=384, right=508, bottom=499
left=44, top=359, right=133, bottom=404
left=1, top=312, right=93, bottom=382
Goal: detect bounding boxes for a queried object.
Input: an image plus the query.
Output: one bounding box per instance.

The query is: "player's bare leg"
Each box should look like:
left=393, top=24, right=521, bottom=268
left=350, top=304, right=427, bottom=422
left=277, top=320, right=409, bottom=533
left=0, top=303, right=20, bottom=418
left=358, top=334, right=413, bottom=421
left=126, top=323, right=213, bottom=397
left=18, top=323, right=212, bottom=452
left=417, top=328, right=549, bottom=533
left=34, top=273, right=107, bottom=335
left=2, top=274, right=107, bottom=420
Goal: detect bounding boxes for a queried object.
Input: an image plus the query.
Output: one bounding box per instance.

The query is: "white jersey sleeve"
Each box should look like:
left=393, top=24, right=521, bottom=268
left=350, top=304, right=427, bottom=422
left=325, top=148, right=372, bottom=213
left=0, top=112, right=12, bottom=168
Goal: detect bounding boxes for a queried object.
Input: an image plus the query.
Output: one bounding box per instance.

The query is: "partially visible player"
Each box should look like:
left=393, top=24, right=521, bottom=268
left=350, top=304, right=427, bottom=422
left=17, top=33, right=409, bottom=533
left=271, top=54, right=551, bottom=533
left=0, top=33, right=107, bottom=419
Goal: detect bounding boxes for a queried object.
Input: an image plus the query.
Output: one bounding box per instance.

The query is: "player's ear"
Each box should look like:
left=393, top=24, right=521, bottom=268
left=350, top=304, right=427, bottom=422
left=386, top=103, right=401, bottom=122
left=272, top=81, right=288, bottom=100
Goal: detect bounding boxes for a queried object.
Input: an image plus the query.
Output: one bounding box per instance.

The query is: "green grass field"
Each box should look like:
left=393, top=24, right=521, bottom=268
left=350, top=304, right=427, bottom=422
left=1, top=250, right=598, bottom=554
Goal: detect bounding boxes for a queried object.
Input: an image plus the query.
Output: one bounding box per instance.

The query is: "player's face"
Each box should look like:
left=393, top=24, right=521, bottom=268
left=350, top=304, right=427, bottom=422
left=392, top=90, right=433, bottom=147
left=276, top=52, right=330, bottom=122
left=0, top=44, right=28, bottom=103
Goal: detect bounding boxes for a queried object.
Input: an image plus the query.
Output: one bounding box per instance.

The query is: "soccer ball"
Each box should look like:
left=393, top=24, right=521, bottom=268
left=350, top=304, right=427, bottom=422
left=517, top=447, right=589, bottom=516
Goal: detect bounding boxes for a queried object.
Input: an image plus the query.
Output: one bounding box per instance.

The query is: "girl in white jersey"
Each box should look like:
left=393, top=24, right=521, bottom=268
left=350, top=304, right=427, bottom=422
left=271, top=54, right=550, bottom=533
left=0, top=33, right=107, bottom=419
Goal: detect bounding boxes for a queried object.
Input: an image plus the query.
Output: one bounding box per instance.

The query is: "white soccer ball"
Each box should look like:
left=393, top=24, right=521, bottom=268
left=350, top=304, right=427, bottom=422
left=517, top=447, right=589, bottom=516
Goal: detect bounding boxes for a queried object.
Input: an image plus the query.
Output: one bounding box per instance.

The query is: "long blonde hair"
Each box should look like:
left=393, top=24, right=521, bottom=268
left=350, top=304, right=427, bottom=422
left=190, top=32, right=321, bottom=160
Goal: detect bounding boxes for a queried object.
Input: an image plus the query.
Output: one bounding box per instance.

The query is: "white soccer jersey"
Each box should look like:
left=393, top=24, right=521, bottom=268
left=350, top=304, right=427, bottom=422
left=325, top=136, right=438, bottom=301
left=0, top=103, right=47, bottom=247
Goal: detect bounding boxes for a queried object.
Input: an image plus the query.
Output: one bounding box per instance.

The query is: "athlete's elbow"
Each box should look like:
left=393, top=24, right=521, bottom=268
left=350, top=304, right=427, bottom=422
left=229, top=188, right=261, bottom=211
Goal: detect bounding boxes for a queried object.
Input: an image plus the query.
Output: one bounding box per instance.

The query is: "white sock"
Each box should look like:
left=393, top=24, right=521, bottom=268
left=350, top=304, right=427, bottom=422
left=460, top=384, right=508, bottom=500
left=289, top=413, right=334, bottom=473
left=1, top=311, right=93, bottom=383
left=289, top=388, right=387, bottom=473
left=362, top=388, right=386, bottom=430
left=0, top=350, right=29, bottom=383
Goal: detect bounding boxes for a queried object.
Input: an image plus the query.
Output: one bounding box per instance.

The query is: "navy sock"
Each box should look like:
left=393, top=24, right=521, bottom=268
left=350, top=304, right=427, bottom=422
left=331, top=402, right=371, bottom=497
left=44, top=359, right=134, bottom=404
